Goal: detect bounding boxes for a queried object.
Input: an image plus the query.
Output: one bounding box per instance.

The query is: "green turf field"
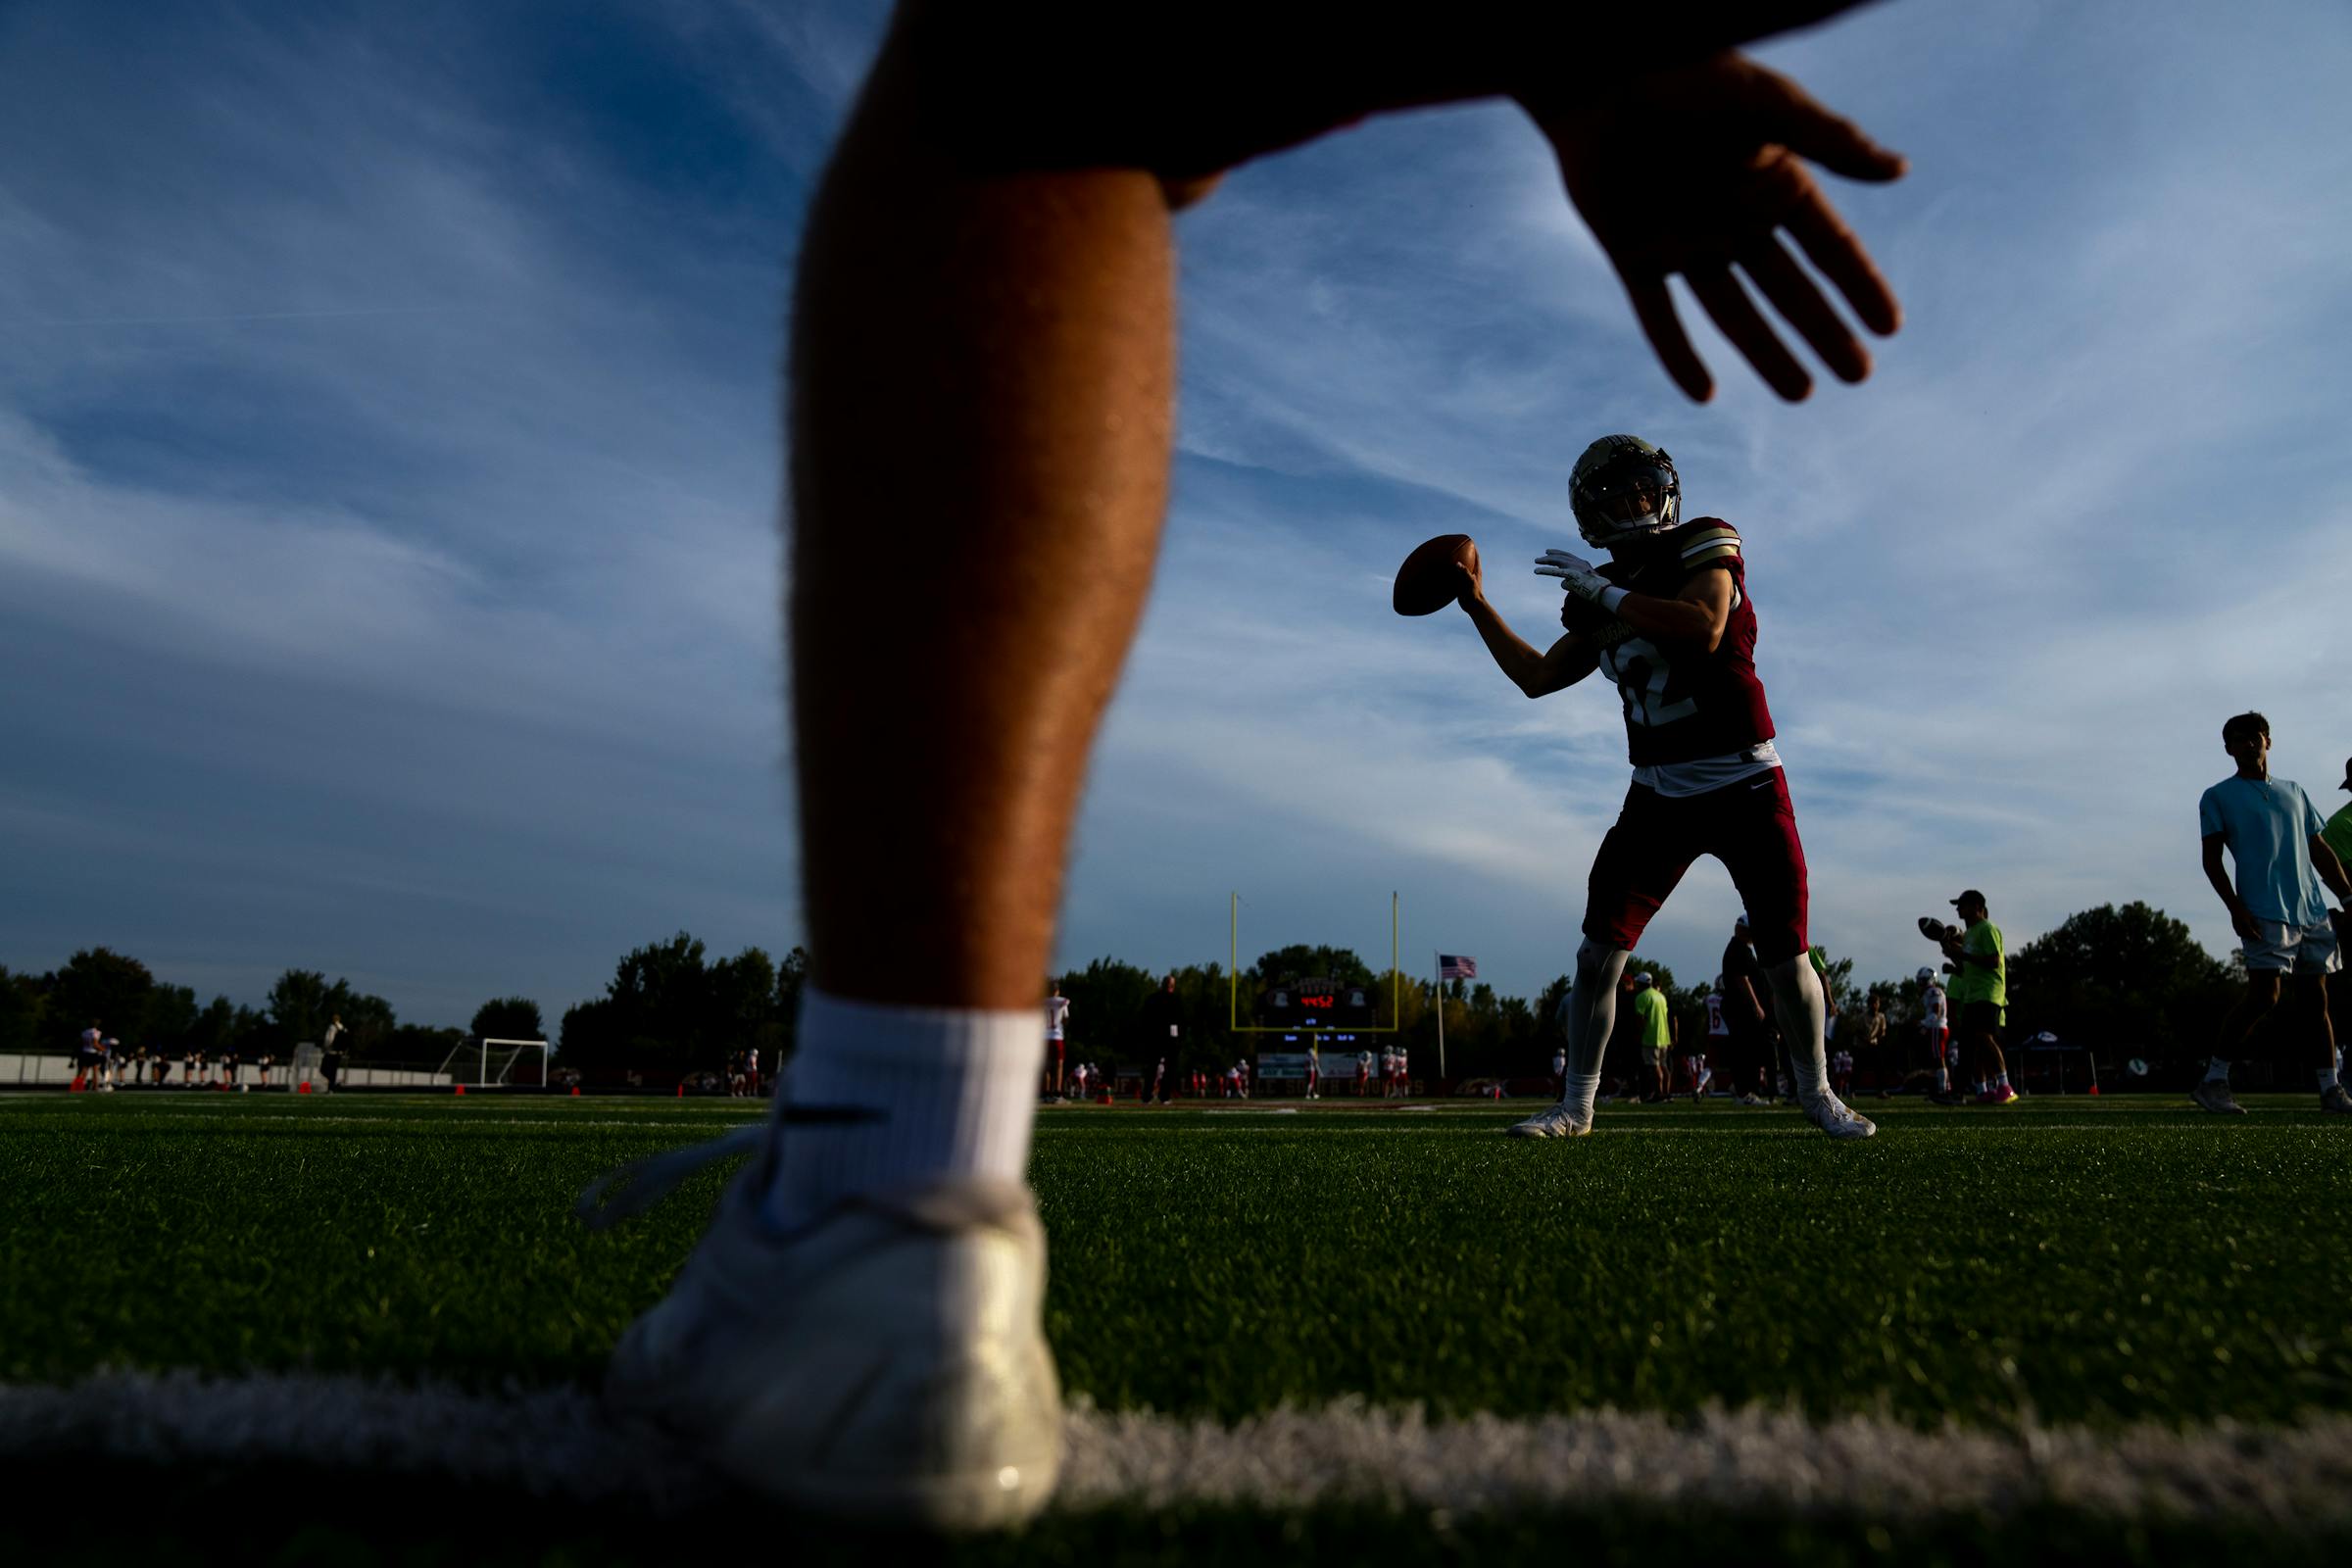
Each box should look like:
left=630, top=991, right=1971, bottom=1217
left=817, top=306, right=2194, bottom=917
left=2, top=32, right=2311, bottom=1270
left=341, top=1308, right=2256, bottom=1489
left=4, top=1092, right=2349, bottom=1564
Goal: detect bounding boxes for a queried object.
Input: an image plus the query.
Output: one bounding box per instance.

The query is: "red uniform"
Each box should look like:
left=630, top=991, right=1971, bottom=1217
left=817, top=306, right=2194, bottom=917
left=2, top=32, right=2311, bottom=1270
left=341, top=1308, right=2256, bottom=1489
left=1579, top=520, right=1810, bottom=964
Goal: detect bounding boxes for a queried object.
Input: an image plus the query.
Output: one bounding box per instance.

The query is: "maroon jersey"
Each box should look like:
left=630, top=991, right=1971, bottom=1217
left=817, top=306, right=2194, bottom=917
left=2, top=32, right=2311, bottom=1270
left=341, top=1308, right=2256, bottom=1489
left=1588, top=517, right=1776, bottom=766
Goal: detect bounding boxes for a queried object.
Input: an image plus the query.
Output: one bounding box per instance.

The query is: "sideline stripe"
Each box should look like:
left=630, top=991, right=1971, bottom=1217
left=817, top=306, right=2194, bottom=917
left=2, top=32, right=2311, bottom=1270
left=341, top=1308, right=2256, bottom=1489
left=6, top=1371, right=2349, bottom=1524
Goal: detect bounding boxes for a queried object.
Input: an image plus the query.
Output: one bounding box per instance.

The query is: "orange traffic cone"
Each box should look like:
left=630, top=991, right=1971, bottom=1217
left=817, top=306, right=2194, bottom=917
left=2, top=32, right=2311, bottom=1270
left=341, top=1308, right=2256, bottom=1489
left=455, top=1084, right=466, bottom=1096
left=676, top=1083, right=684, bottom=1098
left=297, top=1081, right=312, bottom=1095
left=70, top=1074, right=84, bottom=1093
left=569, top=1085, right=580, bottom=1097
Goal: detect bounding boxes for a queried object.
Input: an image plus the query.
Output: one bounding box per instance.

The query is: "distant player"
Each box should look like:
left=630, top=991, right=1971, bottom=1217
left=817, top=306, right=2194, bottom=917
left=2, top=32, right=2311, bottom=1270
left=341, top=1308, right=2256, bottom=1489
left=1355, top=1050, right=1370, bottom=1098
left=1831, top=1046, right=1852, bottom=1096
left=1916, top=966, right=1956, bottom=1103
left=1460, top=440, right=1868, bottom=1138
left=1043, top=982, right=1071, bottom=1100
left=1391, top=1045, right=1407, bottom=1100
left=2194, top=712, right=2352, bottom=1114
left=1304, top=1038, right=1320, bottom=1101
left=1550, top=1045, right=1567, bottom=1100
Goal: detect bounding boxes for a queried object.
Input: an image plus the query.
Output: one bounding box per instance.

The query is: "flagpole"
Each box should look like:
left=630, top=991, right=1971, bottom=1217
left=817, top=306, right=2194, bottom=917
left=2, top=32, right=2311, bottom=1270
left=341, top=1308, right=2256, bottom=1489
left=1434, top=951, right=1446, bottom=1080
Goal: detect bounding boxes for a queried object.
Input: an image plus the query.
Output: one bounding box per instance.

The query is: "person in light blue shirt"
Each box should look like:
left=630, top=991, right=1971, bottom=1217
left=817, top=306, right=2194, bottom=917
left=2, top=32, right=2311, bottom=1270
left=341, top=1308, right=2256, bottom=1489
left=2194, top=712, right=2352, bottom=1115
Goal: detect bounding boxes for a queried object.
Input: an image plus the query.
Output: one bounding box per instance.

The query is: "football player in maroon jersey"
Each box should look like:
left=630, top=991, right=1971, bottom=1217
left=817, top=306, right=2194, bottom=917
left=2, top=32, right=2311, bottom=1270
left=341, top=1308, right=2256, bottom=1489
left=1457, top=436, right=1874, bottom=1142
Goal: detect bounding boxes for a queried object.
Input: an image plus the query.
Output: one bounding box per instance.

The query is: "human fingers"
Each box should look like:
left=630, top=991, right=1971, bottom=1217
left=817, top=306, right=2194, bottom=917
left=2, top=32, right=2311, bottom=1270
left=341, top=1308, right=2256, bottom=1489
left=1746, top=63, right=1908, bottom=182
left=1686, top=266, right=1812, bottom=401
left=1621, top=269, right=1715, bottom=403
left=1739, top=231, right=1870, bottom=382
left=1784, top=186, right=1902, bottom=336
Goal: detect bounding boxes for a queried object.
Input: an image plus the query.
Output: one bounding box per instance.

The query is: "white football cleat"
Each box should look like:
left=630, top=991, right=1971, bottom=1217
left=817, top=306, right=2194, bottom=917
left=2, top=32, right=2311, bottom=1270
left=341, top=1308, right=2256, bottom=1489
left=1803, top=1089, right=1877, bottom=1140
left=580, top=1127, right=1061, bottom=1530
left=2189, top=1078, right=2247, bottom=1116
left=1505, top=1102, right=1592, bottom=1139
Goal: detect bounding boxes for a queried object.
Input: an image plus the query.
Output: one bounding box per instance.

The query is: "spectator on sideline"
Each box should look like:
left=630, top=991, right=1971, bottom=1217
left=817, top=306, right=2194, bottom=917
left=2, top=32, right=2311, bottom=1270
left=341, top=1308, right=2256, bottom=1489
left=1858, top=994, right=1887, bottom=1092
left=1722, top=916, right=1775, bottom=1103
left=1551, top=1044, right=1567, bottom=1101
left=1043, top=981, right=1071, bottom=1100
left=322, top=1013, right=348, bottom=1094
left=1938, top=890, right=2016, bottom=1104
left=1355, top=1050, right=1370, bottom=1098
left=2194, top=714, right=2352, bottom=1113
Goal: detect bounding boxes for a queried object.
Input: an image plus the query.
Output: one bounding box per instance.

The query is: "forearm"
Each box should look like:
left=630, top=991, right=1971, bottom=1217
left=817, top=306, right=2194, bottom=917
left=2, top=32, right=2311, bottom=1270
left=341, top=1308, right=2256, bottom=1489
left=1461, top=593, right=1556, bottom=697
left=1608, top=590, right=1721, bottom=647
left=2201, top=850, right=2243, bottom=916
left=896, top=2, right=1855, bottom=187
left=2313, top=837, right=2352, bottom=903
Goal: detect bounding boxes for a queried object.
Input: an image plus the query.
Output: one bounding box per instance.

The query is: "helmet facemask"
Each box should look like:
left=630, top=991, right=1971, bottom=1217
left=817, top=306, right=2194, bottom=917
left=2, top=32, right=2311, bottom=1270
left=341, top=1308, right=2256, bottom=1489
left=1570, top=439, right=1682, bottom=549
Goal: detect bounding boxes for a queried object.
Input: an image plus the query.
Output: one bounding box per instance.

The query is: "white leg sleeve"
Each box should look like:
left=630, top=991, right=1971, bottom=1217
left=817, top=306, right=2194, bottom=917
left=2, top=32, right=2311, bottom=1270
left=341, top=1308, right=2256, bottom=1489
left=1764, top=955, right=1831, bottom=1102
left=1557, top=939, right=1631, bottom=1120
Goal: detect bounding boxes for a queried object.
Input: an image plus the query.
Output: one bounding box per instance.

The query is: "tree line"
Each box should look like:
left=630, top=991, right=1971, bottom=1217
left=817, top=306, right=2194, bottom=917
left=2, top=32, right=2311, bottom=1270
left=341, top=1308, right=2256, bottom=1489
left=0, top=902, right=2242, bottom=1079
left=0, top=948, right=535, bottom=1065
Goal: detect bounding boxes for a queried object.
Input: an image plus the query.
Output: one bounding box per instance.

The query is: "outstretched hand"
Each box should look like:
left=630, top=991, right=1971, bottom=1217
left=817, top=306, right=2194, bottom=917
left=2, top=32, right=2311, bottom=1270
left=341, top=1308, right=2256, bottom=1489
left=1526, top=52, right=1907, bottom=402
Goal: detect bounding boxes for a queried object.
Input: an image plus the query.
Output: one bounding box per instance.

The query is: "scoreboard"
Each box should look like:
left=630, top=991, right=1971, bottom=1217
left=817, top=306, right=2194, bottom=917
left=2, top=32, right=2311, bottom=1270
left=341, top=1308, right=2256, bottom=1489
left=1256, top=975, right=1378, bottom=1031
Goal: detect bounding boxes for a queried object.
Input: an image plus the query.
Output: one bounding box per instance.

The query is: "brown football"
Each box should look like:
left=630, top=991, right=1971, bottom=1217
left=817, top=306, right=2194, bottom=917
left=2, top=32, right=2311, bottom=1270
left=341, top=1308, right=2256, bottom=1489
left=1393, top=533, right=1478, bottom=615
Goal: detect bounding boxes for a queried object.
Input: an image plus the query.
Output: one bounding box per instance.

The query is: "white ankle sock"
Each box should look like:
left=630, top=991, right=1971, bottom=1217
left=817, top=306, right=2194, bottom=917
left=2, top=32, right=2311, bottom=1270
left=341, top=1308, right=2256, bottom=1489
left=1563, top=1071, right=1600, bottom=1122
left=2321, top=1068, right=2340, bottom=1091
left=2205, top=1058, right=2231, bottom=1084
left=760, top=987, right=1042, bottom=1230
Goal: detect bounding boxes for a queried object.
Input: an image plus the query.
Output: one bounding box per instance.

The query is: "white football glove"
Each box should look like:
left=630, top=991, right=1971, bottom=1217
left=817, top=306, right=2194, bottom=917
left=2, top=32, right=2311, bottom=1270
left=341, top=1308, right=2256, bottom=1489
left=1535, top=549, right=1611, bottom=603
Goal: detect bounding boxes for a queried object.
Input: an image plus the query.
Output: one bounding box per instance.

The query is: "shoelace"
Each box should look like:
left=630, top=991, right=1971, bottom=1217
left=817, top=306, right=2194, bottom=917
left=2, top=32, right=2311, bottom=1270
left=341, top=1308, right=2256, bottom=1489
left=572, top=1103, right=888, bottom=1232
left=574, top=1123, right=767, bottom=1232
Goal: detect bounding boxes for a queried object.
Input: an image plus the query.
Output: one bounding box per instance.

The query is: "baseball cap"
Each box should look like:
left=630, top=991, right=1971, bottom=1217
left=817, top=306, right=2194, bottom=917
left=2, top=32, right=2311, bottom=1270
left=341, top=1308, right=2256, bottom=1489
left=1634, top=972, right=1654, bottom=989
left=1734, top=911, right=1751, bottom=929
left=1949, top=889, right=1985, bottom=907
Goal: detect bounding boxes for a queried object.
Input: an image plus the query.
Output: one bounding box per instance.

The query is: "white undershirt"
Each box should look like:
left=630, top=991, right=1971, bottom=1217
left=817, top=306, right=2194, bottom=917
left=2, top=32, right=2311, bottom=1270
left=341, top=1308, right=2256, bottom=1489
left=1632, top=740, right=1783, bottom=800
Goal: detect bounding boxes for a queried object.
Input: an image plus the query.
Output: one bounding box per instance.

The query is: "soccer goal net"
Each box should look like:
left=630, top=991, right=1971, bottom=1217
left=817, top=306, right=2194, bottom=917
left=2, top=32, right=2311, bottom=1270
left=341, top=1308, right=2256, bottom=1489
left=434, top=1037, right=552, bottom=1088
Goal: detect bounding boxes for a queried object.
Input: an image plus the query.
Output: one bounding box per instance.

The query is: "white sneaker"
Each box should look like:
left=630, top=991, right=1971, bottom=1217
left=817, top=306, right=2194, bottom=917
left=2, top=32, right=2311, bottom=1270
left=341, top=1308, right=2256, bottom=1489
left=580, top=1127, right=1061, bottom=1529
left=1803, top=1089, right=1877, bottom=1140
left=1505, top=1102, right=1592, bottom=1139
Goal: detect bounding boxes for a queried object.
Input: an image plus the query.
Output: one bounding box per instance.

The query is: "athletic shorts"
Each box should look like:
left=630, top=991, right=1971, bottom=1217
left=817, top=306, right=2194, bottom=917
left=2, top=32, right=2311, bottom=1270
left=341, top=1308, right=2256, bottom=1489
left=1584, top=770, right=1808, bottom=962
left=1642, top=1045, right=1668, bottom=1067
left=2241, top=915, right=2341, bottom=976
left=1959, top=1001, right=2003, bottom=1036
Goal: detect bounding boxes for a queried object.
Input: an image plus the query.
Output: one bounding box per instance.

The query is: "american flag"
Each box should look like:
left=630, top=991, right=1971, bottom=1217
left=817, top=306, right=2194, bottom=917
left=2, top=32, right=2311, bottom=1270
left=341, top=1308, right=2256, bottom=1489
left=1438, top=954, right=1478, bottom=981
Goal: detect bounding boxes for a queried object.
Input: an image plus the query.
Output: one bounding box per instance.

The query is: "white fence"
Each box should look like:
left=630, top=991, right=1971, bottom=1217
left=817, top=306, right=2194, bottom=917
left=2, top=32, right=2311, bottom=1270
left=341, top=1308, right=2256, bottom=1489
left=0, top=1054, right=452, bottom=1089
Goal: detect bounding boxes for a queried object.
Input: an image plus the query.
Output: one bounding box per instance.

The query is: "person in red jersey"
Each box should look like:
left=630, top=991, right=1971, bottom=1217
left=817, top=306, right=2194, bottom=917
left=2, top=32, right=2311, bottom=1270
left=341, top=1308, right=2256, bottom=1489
left=1452, top=436, right=1872, bottom=1142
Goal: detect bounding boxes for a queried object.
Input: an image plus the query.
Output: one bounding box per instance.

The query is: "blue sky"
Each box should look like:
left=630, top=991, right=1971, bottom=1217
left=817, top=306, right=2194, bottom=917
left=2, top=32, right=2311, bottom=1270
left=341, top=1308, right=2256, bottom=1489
left=4, top=0, right=2350, bottom=1031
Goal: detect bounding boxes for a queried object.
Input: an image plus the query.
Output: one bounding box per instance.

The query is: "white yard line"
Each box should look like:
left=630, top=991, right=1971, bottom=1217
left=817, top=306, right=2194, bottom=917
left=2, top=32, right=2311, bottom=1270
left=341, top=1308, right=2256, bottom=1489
left=3, top=1370, right=2347, bottom=1525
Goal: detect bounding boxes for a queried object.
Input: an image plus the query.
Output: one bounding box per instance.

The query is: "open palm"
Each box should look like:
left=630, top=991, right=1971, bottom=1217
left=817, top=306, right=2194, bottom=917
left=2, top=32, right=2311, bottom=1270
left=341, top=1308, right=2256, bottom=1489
left=1530, top=52, right=1907, bottom=402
